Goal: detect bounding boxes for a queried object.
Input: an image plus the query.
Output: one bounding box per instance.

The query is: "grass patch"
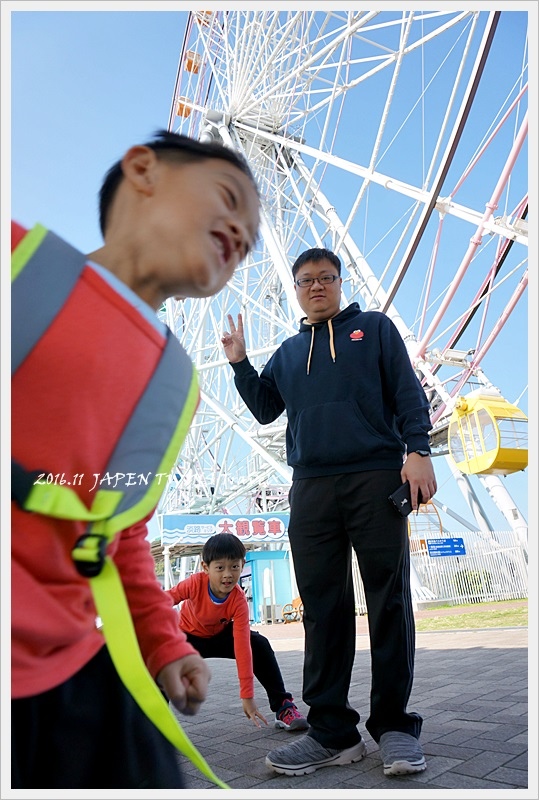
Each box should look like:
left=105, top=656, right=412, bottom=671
left=415, top=604, right=527, bottom=632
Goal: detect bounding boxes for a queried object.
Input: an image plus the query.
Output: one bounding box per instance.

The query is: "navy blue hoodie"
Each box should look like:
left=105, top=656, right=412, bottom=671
left=231, top=302, right=431, bottom=480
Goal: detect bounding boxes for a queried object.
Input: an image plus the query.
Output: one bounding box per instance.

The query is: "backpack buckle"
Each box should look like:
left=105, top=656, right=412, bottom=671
left=72, top=533, right=108, bottom=578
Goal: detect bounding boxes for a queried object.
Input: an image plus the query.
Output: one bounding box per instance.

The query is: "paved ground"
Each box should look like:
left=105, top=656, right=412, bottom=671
left=173, top=613, right=530, bottom=797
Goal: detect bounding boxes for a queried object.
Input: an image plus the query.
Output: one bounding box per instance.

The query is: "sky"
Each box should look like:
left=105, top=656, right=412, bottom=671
left=3, top=4, right=536, bottom=538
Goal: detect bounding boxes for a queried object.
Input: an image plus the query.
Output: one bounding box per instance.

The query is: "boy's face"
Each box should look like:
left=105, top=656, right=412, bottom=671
left=120, top=149, right=260, bottom=307
left=202, top=556, right=245, bottom=599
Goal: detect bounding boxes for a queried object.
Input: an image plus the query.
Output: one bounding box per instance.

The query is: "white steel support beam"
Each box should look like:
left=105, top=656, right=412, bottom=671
left=234, top=123, right=527, bottom=247
left=219, top=122, right=304, bottom=320
left=200, top=389, right=292, bottom=483
left=446, top=455, right=495, bottom=534
left=478, top=475, right=528, bottom=543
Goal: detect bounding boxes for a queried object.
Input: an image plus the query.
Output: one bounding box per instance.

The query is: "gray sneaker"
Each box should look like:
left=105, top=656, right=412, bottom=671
left=266, top=734, right=366, bottom=776
left=379, top=731, right=426, bottom=776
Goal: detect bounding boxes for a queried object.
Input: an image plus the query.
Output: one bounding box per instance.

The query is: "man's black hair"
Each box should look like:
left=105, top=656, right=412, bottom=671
left=201, top=532, right=246, bottom=565
left=98, top=129, right=258, bottom=237
left=291, top=247, right=341, bottom=278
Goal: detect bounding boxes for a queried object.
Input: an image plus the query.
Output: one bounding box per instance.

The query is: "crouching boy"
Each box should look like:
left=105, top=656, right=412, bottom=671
left=166, top=533, right=308, bottom=731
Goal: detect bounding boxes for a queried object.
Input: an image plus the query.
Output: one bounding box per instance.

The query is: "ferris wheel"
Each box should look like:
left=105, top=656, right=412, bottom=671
left=161, top=9, right=528, bottom=540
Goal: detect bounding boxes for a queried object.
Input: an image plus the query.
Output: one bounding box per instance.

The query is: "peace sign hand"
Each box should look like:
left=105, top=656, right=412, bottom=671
left=221, top=313, right=247, bottom=364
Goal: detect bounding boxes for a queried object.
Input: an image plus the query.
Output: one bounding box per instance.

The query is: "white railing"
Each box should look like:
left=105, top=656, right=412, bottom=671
left=352, top=529, right=528, bottom=612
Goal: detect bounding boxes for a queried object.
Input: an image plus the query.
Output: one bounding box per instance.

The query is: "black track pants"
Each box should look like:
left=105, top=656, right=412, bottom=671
left=186, top=623, right=292, bottom=712
left=288, top=470, right=422, bottom=748
left=11, top=645, right=184, bottom=789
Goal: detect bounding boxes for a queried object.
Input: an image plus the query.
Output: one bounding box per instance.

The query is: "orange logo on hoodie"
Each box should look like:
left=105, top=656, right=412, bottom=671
left=350, top=329, right=364, bottom=340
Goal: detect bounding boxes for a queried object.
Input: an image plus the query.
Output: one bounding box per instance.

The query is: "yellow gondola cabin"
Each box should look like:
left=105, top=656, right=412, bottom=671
left=448, top=388, right=528, bottom=475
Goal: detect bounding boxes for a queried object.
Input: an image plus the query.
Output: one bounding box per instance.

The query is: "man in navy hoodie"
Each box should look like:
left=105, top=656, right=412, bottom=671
left=222, top=247, right=437, bottom=778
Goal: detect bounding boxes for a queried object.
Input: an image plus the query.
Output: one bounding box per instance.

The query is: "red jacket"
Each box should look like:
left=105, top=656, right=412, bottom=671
left=166, top=572, right=254, bottom=699
left=11, top=221, right=197, bottom=698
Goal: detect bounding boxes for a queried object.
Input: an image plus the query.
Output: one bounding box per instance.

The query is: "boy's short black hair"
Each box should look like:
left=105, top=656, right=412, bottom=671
left=202, top=533, right=246, bottom=565
left=98, top=129, right=258, bottom=237
left=291, top=247, right=341, bottom=278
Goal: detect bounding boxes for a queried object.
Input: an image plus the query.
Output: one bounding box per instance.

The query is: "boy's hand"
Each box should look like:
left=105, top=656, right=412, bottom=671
left=157, top=654, right=211, bottom=716
left=221, top=313, right=247, bottom=363
left=241, top=697, right=268, bottom=728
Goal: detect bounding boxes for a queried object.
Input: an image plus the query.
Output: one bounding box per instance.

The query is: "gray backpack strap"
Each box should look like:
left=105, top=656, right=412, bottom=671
left=12, top=228, right=87, bottom=374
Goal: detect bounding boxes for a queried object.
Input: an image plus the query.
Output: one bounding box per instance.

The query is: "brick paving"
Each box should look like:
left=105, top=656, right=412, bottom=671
left=173, top=615, right=531, bottom=796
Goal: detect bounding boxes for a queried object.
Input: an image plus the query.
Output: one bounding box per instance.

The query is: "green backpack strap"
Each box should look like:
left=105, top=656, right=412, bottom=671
left=11, top=466, right=122, bottom=522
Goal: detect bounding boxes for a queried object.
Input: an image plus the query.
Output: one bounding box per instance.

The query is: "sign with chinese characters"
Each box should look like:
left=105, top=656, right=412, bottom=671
left=161, top=514, right=289, bottom=546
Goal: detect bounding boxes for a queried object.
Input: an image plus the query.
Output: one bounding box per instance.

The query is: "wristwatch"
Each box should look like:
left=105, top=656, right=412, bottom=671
left=411, top=450, right=430, bottom=457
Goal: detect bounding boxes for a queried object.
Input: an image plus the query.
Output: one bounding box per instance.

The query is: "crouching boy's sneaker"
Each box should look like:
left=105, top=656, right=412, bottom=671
left=266, top=734, right=366, bottom=775
left=379, top=731, right=426, bottom=776
left=275, top=701, right=309, bottom=731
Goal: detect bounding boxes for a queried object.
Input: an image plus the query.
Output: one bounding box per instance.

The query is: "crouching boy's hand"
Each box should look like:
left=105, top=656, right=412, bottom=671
left=241, top=697, right=268, bottom=728
left=157, top=654, right=211, bottom=716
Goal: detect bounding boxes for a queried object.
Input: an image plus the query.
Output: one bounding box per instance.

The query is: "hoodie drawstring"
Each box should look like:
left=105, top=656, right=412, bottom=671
left=306, top=325, right=315, bottom=375
left=328, top=318, right=336, bottom=363
left=306, top=319, right=336, bottom=375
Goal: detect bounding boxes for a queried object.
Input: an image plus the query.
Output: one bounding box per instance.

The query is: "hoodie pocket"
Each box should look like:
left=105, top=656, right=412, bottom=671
left=290, top=400, right=391, bottom=466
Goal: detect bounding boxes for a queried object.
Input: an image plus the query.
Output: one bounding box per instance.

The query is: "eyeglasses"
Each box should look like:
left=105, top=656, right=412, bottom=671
left=295, top=274, right=340, bottom=288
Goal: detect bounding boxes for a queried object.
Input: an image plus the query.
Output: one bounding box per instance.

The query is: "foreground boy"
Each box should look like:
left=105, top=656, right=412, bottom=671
left=166, top=533, right=308, bottom=731
left=11, top=130, right=260, bottom=788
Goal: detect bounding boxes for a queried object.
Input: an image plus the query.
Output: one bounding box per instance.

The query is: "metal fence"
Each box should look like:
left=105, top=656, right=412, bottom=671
left=352, top=529, right=528, bottom=612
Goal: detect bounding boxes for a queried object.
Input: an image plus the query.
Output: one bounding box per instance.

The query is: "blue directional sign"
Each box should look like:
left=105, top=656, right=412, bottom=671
left=426, top=537, right=466, bottom=558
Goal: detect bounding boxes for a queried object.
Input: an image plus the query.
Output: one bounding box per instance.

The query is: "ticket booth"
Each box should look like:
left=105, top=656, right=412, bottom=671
left=242, top=551, right=294, bottom=624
